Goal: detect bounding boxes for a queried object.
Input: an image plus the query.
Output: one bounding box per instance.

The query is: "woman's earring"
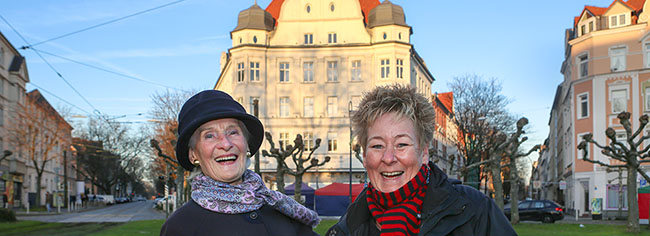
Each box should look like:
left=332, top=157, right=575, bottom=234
left=246, top=151, right=252, bottom=157
left=193, top=160, right=200, bottom=166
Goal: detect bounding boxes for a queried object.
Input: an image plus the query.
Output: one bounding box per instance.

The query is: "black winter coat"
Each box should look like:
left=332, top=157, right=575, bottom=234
left=326, top=163, right=517, bottom=236
left=160, top=199, right=318, bottom=236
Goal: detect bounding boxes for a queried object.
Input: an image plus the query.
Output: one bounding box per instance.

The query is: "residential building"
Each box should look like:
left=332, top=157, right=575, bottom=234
left=214, top=0, right=435, bottom=189
left=0, top=31, right=29, bottom=208
left=549, top=0, right=650, bottom=217
left=430, top=92, right=462, bottom=180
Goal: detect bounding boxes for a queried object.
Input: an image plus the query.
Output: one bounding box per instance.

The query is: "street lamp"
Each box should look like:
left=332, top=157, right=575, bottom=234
left=348, top=101, right=353, bottom=202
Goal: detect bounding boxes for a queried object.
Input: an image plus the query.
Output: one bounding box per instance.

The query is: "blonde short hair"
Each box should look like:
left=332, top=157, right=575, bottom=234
left=352, top=84, right=436, bottom=151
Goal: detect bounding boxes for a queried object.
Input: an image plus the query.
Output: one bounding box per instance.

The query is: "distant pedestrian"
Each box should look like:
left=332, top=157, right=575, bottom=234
left=45, top=191, right=52, bottom=212
left=2, top=194, right=7, bottom=208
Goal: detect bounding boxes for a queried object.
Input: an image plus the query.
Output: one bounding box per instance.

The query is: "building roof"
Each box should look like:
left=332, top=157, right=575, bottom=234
left=367, top=0, right=407, bottom=28
left=437, top=92, right=454, bottom=113
left=27, top=89, right=72, bottom=129
left=265, top=0, right=380, bottom=25
left=233, top=3, right=275, bottom=32
left=574, top=0, right=646, bottom=26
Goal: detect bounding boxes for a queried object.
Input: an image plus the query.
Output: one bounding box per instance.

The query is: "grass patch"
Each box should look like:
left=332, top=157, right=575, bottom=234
left=88, top=220, right=164, bottom=236
left=513, top=223, right=650, bottom=236
left=315, top=219, right=337, bottom=235
left=0, top=221, right=121, bottom=236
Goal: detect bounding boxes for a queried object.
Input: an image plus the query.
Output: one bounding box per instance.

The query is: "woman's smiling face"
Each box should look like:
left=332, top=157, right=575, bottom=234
left=189, top=118, right=248, bottom=185
left=363, top=112, right=428, bottom=193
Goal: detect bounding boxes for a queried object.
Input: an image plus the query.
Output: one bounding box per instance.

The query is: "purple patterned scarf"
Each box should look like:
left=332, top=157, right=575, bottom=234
left=191, top=169, right=320, bottom=227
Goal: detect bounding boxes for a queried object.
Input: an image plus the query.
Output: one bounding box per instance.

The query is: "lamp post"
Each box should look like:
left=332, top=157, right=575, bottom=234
left=348, top=101, right=353, bottom=202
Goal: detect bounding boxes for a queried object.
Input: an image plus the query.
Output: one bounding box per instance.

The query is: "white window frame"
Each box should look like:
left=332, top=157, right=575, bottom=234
left=351, top=60, right=362, bottom=81
left=327, top=61, right=338, bottom=82
left=396, top=59, right=404, bottom=79
left=249, top=97, right=259, bottom=115
left=304, top=97, right=314, bottom=118
left=279, top=62, right=290, bottom=82
left=609, top=46, right=626, bottom=72
left=250, top=62, right=260, bottom=82
left=304, top=33, right=313, bottom=45
left=577, top=53, right=588, bottom=78
left=328, top=33, right=337, bottom=44
left=279, top=97, right=290, bottom=117
left=327, top=96, right=337, bottom=117
left=578, top=92, right=589, bottom=119
left=644, top=42, right=650, bottom=68
left=645, top=86, right=650, bottom=112
left=327, top=132, right=338, bottom=152
left=351, top=95, right=361, bottom=110
left=609, top=13, right=629, bottom=28
left=609, top=84, right=629, bottom=114
left=381, top=59, right=390, bottom=79
left=303, top=62, right=314, bottom=82
left=279, top=132, right=290, bottom=150
left=303, top=132, right=314, bottom=151
left=237, top=62, right=245, bottom=83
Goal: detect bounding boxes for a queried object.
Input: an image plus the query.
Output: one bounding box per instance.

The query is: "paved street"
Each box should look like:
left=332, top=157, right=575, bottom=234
left=17, top=200, right=165, bottom=223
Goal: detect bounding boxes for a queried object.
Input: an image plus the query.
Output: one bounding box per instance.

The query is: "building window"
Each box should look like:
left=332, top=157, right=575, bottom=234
left=611, top=89, right=627, bottom=113
left=381, top=59, right=390, bottom=78
left=351, top=95, right=361, bottom=110
left=610, top=47, right=626, bottom=72
left=645, top=43, right=650, bottom=68
left=396, top=59, right=404, bottom=79
left=581, top=25, right=586, bottom=36
left=306, top=4, right=311, bottom=13
left=327, top=96, right=337, bottom=116
left=0, top=107, right=3, bottom=126
left=327, top=61, right=338, bottom=82
left=303, top=62, right=314, bottom=82
left=280, top=97, right=290, bottom=117
left=304, top=33, right=313, bottom=44
left=304, top=97, right=314, bottom=117
left=279, top=132, right=290, bottom=150
left=330, top=3, right=335, bottom=12
left=589, top=21, right=594, bottom=32
left=328, top=33, right=337, bottom=43
left=610, top=14, right=627, bottom=28
left=327, top=132, right=338, bottom=152
left=0, top=47, right=4, bottom=67
left=578, top=93, right=589, bottom=119
left=279, top=62, right=290, bottom=82
left=236, top=97, right=243, bottom=104
left=645, top=86, right=650, bottom=112
left=607, top=184, right=628, bottom=209
left=237, top=63, right=245, bottom=82
left=578, top=54, right=588, bottom=78
left=303, top=132, right=314, bottom=151
left=351, top=60, right=361, bottom=81
left=253, top=36, right=258, bottom=43
left=249, top=97, right=259, bottom=115
left=250, top=62, right=260, bottom=81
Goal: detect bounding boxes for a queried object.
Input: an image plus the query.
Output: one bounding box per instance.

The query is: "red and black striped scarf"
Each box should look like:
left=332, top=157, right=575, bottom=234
left=367, top=164, right=429, bottom=236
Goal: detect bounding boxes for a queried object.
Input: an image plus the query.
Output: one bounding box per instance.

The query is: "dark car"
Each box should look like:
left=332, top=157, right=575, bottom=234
left=503, top=200, right=564, bottom=223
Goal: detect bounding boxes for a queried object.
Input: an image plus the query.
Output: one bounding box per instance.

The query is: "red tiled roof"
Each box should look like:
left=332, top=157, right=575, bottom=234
left=437, top=92, right=454, bottom=113
left=574, top=0, right=647, bottom=26
left=617, top=0, right=645, bottom=10
left=265, top=0, right=380, bottom=24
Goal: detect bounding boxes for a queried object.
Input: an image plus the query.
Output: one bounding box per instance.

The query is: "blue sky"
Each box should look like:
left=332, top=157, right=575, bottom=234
left=0, top=0, right=618, bottom=162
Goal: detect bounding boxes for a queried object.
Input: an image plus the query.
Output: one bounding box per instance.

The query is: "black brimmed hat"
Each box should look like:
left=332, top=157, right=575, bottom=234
left=175, top=90, right=264, bottom=170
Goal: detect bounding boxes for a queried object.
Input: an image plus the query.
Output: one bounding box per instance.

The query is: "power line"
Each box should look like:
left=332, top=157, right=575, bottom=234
left=31, top=48, right=186, bottom=92
left=22, top=0, right=186, bottom=49
left=1, top=15, right=99, bottom=114
left=29, top=82, right=93, bottom=116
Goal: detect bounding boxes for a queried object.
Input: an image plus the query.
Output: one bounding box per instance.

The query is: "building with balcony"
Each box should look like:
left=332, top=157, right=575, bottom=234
left=214, top=0, right=435, bottom=189
left=548, top=0, right=650, bottom=217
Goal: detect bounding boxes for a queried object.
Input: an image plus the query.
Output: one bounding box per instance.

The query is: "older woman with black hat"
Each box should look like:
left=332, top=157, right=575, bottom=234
left=326, top=84, right=515, bottom=236
left=160, top=90, right=319, bottom=236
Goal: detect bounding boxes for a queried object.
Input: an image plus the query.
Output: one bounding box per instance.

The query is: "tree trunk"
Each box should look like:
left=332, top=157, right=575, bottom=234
left=294, top=173, right=303, bottom=204
left=510, top=162, right=520, bottom=224
left=626, top=165, right=640, bottom=233
left=36, top=171, right=43, bottom=207
left=176, top=166, right=184, bottom=208
left=490, top=164, right=504, bottom=211
left=276, top=164, right=286, bottom=194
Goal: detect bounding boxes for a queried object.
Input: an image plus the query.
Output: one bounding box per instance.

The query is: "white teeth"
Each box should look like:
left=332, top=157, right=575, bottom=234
left=215, top=156, right=237, bottom=162
left=381, top=171, right=403, bottom=177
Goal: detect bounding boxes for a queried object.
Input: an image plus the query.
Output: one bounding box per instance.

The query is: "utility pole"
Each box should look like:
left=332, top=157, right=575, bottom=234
left=63, top=150, right=68, bottom=209
left=253, top=99, right=260, bottom=175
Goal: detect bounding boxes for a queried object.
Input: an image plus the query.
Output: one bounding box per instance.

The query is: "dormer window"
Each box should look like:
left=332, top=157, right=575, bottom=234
left=610, top=13, right=628, bottom=28
left=328, top=33, right=337, bottom=44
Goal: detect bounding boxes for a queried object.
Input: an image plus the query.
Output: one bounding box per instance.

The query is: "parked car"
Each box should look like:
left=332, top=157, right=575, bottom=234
left=503, top=200, right=564, bottom=223
left=115, top=197, right=129, bottom=204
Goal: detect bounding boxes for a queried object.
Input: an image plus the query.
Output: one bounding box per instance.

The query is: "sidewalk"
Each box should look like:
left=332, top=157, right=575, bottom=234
left=14, top=203, right=107, bottom=216
left=557, top=215, right=626, bottom=225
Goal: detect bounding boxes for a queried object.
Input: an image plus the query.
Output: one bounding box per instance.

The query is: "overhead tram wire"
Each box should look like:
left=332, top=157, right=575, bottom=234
left=31, top=48, right=186, bottom=92
left=21, top=0, right=186, bottom=49
left=0, top=15, right=100, bottom=114
left=29, top=83, right=93, bottom=116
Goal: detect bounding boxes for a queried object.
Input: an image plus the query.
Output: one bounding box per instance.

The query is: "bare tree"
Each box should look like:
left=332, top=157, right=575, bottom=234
left=449, top=74, right=515, bottom=189
left=577, top=112, right=650, bottom=233
left=7, top=90, right=72, bottom=206
left=262, top=132, right=330, bottom=203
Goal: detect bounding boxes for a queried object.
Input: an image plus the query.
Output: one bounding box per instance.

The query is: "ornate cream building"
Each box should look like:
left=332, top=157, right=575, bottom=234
left=544, top=0, right=650, bottom=219
left=214, top=0, right=435, bottom=189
